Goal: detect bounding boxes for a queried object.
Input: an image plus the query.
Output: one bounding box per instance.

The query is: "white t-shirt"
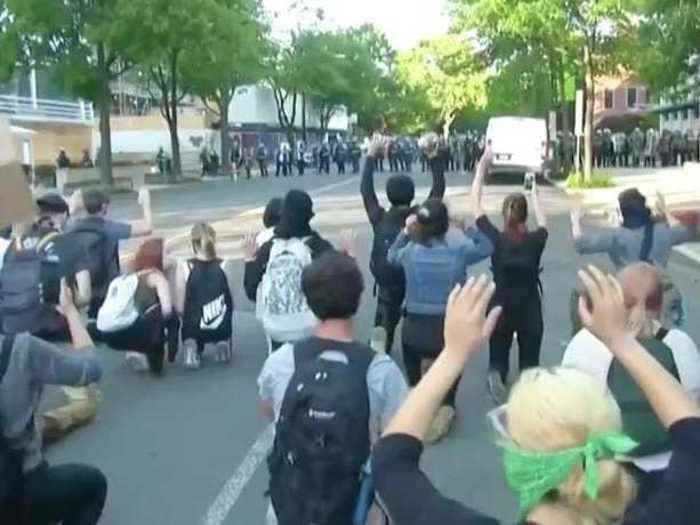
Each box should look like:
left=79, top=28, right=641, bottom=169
left=258, top=339, right=408, bottom=442
left=562, top=327, right=700, bottom=470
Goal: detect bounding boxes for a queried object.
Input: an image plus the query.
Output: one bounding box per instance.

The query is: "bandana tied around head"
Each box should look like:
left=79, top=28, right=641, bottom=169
left=502, top=432, right=639, bottom=517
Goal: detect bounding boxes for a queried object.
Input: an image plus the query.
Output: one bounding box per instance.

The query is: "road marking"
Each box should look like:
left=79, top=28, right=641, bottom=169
left=200, top=424, right=275, bottom=525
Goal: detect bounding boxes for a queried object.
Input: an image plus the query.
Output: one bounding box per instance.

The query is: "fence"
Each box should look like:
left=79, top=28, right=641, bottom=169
left=0, top=95, right=94, bottom=124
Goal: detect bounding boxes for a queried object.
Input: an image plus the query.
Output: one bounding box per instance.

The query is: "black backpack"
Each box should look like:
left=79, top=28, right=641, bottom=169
left=70, top=218, right=119, bottom=303
left=608, top=328, right=678, bottom=457
left=0, top=234, right=63, bottom=335
left=267, top=339, right=374, bottom=525
left=0, top=335, right=22, bottom=524
left=369, top=207, right=411, bottom=295
left=182, top=259, right=234, bottom=344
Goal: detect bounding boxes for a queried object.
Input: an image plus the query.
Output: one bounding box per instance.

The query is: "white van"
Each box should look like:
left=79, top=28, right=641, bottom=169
left=485, top=116, right=548, bottom=175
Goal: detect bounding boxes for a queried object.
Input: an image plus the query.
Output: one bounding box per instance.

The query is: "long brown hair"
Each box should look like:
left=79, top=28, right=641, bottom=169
left=191, top=222, right=217, bottom=260
left=132, top=238, right=164, bottom=272
left=502, top=193, right=528, bottom=240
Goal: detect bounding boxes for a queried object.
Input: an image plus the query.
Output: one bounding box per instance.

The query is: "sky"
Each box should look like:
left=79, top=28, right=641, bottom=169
left=264, top=0, right=450, bottom=50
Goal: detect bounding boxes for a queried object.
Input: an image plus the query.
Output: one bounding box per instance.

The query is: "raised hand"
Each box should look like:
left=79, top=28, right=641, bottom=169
left=242, top=234, right=258, bottom=261
left=443, top=275, right=502, bottom=361
left=339, top=229, right=358, bottom=258
left=577, top=265, right=629, bottom=347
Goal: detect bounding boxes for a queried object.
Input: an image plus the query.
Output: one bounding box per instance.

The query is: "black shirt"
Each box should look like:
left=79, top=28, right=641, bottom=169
left=373, top=418, right=700, bottom=525
left=25, top=227, right=89, bottom=283
left=475, top=215, right=547, bottom=305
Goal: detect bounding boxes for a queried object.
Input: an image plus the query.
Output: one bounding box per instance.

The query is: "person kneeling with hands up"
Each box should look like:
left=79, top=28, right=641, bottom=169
left=372, top=267, right=700, bottom=525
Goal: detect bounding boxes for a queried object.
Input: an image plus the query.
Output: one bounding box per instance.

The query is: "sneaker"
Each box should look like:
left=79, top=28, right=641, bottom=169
left=487, top=370, right=508, bottom=405
left=215, top=342, right=232, bottom=364
left=370, top=326, right=387, bottom=354
left=425, top=406, right=456, bottom=444
left=183, top=346, right=201, bottom=370
left=125, top=352, right=149, bottom=372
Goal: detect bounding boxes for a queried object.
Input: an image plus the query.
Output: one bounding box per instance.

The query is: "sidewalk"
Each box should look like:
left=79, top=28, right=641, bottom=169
left=550, top=164, right=700, bottom=265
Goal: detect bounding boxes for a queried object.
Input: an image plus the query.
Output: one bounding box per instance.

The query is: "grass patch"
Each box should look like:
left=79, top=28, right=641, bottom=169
left=566, top=171, right=615, bottom=189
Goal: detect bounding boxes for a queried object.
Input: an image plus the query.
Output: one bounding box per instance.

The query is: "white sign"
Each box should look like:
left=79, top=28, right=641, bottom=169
left=575, top=89, right=584, bottom=137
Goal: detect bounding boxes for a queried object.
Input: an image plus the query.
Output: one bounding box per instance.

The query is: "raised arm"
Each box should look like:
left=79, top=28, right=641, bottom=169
left=471, top=148, right=490, bottom=219
left=578, top=266, right=700, bottom=428
left=129, top=188, right=154, bottom=238
left=530, top=176, right=547, bottom=229
left=361, top=136, right=387, bottom=227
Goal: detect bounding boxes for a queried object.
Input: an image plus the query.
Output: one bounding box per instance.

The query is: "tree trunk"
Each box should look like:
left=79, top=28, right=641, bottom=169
left=219, top=92, right=232, bottom=173
left=96, top=43, right=114, bottom=187
left=558, top=57, right=572, bottom=175
left=301, top=95, right=307, bottom=142
left=169, top=52, right=182, bottom=178
left=442, top=113, right=455, bottom=139
left=583, top=43, right=595, bottom=183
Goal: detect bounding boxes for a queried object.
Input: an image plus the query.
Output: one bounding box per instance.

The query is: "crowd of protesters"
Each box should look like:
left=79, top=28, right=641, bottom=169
left=2, top=126, right=700, bottom=525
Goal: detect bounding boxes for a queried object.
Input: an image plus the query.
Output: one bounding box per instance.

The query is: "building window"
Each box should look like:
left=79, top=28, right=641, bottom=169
left=694, top=105, right=700, bottom=119
left=627, top=87, right=637, bottom=108
left=671, top=111, right=678, bottom=121
left=604, top=89, right=614, bottom=109
left=682, top=108, right=689, bottom=120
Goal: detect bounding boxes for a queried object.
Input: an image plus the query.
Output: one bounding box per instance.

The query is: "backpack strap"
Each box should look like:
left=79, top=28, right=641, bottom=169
left=656, top=327, right=670, bottom=341
left=0, top=335, right=16, bottom=383
left=35, top=231, right=60, bottom=251
left=639, top=222, right=655, bottom=262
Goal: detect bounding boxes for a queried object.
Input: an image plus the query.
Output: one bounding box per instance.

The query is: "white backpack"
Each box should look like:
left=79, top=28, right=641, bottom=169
left=260, top=237, right=317, bottom=343
left=96, top=274, right=140, bottom=333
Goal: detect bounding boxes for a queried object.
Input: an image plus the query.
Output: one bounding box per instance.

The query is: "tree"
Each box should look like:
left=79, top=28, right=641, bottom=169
left=114, top=0, right=216, bottom=177
left=5, top=0, right=133, bottom=186
left=269, top=37, right=306, bottom=146
left=450, top=0, right=632, bottom=181
left=183, top=0, right=267, bottom=172
left=395, top=35, right=487, bottom=137
left=634, top=0, right=700, bottom=94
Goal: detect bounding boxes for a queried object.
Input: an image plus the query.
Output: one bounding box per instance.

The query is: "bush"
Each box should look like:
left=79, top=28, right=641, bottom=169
left=566, top=171, right=615, bottom=189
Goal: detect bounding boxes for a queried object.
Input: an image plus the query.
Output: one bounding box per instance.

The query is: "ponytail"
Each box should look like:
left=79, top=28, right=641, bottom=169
left=502, top=193, right=529, bottom=240
left=191, top=222, right=217, bottom=260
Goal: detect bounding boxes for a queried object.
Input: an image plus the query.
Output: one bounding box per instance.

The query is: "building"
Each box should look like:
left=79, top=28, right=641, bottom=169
left=0, top=69, right=94, bottom=170
left=593, top=75, right=652, bottom=130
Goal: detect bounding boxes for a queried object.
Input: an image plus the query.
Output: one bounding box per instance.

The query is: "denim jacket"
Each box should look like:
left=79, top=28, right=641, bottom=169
left=388, top=227, right=493, bottom=316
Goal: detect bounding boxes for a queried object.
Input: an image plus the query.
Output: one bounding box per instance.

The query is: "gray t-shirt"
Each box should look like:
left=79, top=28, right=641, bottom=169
left=0, top=333, right=102, bottom=471
left=258, top=338, right=408, bottom=441
left=575, top=223, right=695, bottom=269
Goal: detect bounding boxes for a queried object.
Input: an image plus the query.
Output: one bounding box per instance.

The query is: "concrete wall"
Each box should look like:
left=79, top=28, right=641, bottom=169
left=229, top=84, right=349, bottom=132
left=17, top=121, right=92, bottom=166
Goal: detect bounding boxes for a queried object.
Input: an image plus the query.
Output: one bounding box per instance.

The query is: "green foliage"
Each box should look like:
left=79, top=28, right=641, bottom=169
left=566, top=171, right=615, bottom=189
left=394, top=34, right=487, bottom=135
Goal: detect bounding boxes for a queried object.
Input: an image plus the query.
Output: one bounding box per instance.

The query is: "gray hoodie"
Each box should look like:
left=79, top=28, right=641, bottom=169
left=0, top=333, right=102, bottom=471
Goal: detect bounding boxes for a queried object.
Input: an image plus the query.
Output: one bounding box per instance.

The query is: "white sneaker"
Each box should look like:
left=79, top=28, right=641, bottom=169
left=125, top=352, right=149, bottom=372
left=215, top=342, right=232, bottom=364
left=370, top=326, right=387, bottom=354
left=183, top=346, right=201, bottom=370
left=487, top=371, right=508, bottom=405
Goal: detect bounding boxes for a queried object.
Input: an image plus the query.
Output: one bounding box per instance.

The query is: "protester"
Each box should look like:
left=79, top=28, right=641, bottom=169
left=471, top=148, right=549, bottom=404
left=243, top=190, right=333, bottom=351
left=361, top=132, right=445, bottom=355
left=56, top=148, right=71, bottom=169
left=374, top=267, right=700, bottom=525
left=1, top=281, right=107, bottom=525
left=563, top=262, right=700, bottom=467
left=176, top=223, right=234, bottom=369
left=259, top=251, right=408, bottom=525
left=257, top=143, right=269, bottom=178
left=68, top=187, right=153, bottom=324
left=96, top=238, right=178, bottom=375
left=571, top=188, right=699, bottom=328
left=387, top=198, right=492, bottom=442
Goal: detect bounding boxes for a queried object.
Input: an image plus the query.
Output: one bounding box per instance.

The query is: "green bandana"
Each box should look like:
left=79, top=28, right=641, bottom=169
left=501, top=432, right=639, bottom=517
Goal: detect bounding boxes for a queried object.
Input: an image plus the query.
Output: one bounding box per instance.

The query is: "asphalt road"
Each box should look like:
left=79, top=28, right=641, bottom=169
left=44, top=167, right=700, bottom=525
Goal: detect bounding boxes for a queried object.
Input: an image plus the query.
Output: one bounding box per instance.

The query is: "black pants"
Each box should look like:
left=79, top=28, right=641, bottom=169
left=258, top=161, right=268, bottom=177
left=402, top=314, right=460, bottom=407
left=489, top=300, right=543, bottom=382
left=297, top=160, right=305, bottom=175
left=19, top=462, right=107, bottom=525
left=373, top=297, right=402, bottom=355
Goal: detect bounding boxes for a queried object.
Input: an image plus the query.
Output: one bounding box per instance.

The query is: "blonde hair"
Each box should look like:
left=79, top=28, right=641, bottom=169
left=191, top=222, right=217, bottom=260
left=507, top=367, right=637, bottom=524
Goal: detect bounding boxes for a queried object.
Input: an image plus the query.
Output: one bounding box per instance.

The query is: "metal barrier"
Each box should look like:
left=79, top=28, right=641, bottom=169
left=0, top=95, right=94, bottom=124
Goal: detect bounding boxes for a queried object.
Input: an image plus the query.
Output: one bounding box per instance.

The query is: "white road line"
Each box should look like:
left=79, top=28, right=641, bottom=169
left=200, top=424, right=275, bottom=525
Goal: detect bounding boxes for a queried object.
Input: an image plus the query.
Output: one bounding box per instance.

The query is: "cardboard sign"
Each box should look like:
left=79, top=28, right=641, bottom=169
left=0, top=162, right=36, bottom=229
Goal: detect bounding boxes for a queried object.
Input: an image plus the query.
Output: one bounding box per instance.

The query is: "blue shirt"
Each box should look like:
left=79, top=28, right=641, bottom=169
left=388, top=228, right=493, bottom=316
